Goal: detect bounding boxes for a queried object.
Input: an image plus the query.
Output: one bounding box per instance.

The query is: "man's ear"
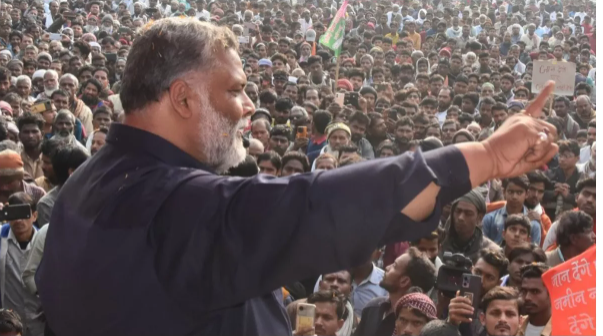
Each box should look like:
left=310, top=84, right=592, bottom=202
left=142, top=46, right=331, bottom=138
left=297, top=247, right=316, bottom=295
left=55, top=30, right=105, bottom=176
left=168, top=79, right=195, bottom=119
left=31, top=210, right=38, bottom=222
left=479, top=311, right=486, bottom=325
left=337, top=318, right=344, bottom=331
left=68, top=168, right=75, bottom=176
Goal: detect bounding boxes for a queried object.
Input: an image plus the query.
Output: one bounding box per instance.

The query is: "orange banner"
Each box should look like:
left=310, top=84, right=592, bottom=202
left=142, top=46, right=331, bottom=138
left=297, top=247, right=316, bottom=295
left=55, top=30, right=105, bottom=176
left=542, top=246, right=596, bottom=336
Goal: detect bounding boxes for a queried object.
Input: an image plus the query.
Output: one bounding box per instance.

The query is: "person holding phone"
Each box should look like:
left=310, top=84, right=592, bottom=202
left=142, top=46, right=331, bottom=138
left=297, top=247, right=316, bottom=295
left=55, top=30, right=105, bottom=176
left=0, top=192, right=43, bottom=336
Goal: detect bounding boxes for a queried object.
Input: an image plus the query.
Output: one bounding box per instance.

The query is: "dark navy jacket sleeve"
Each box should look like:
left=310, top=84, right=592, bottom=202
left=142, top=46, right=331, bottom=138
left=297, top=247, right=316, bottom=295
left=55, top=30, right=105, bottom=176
left=151, top=145, right=471, bottom=314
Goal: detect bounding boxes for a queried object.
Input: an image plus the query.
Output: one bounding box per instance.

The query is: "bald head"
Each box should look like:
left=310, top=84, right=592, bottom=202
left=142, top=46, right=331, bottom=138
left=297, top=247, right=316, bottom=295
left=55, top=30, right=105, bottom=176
left=248, top=138, right=264, bottom=158
left=576, top=94, right=593, bottom=119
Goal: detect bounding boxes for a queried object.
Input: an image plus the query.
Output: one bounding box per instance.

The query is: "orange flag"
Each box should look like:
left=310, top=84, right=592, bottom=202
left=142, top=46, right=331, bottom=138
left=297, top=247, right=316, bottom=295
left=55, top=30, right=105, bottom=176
left=311, top=41, right=316, bottom=56
left=542, top=245, right=596, bottom=335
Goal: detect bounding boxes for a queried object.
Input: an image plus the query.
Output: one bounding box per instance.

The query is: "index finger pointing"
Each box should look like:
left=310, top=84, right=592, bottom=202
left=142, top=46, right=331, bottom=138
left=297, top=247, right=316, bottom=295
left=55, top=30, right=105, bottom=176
left=524, top=81, right=555, bottom=118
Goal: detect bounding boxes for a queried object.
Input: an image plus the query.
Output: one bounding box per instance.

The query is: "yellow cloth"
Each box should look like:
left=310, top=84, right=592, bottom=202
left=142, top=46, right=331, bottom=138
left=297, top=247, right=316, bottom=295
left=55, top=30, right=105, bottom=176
left=407, top=32, right=421, bottom=50
left=385, top=32, right=399, bottom=45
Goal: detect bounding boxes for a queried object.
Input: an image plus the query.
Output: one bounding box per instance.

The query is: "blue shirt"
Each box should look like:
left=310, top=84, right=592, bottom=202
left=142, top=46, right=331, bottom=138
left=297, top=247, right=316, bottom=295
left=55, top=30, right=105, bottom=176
left=37, top=123, right=471, bottom=336
left=313, top=264, right=387, bottom=317
left=482, top=205, right=542, bottom=245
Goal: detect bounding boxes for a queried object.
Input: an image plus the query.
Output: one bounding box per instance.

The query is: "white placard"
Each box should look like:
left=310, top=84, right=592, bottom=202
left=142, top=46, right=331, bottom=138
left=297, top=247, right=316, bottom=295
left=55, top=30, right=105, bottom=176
left=238, top=36, right=250, bottom=44
left=532, top=60, right=576, bottom=96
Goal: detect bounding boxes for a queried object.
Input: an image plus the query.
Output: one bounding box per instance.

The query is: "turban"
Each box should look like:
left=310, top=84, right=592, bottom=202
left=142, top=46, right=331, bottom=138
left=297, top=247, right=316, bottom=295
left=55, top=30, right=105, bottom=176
left=0, top=150, right=24, bottom=176
left=81, top=33, right=97, bottom=42
left=394, top=293, right=437, bottom=320
left=337, top=79, right=353, bottom=91
left=0, top=101, right=12, bottom=115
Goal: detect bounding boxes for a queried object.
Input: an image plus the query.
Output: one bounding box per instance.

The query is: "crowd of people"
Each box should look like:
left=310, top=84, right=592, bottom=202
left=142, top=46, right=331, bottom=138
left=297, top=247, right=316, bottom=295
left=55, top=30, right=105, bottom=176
left=0, top=0, right=595, bottom=334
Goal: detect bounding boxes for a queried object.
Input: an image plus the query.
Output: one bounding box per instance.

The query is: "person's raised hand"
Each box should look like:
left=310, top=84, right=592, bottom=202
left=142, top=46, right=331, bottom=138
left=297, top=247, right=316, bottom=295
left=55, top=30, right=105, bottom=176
left=481, top=81, right=559, bottom=180
left=358, top=96, right=368, bottom=113
left=293, top=137, right=309, bottom=151
left=447, top=291, right=474, bottom=326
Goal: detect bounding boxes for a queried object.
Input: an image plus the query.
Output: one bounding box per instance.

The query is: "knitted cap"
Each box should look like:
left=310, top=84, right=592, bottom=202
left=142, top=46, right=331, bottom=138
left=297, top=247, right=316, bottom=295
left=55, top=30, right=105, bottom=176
left=394, top=292, right=437, bottom=320
left=326, top=123, right=351, bottom=138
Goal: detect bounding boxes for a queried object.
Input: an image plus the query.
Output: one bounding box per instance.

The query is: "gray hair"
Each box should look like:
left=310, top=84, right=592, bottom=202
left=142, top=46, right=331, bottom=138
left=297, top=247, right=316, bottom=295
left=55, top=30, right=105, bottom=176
left=55, top=109, right=75, bottom=123
left=291, top=106, right=308, bottom=118
left=245, top=82, right=258, bottom=91
left=248, top=138, right=264, bottom=151
left=251, top=118, right=271, bottom=132
left=45, top=69, right=59, bottom=79
left=482, top=82, right=494, bottom=90
left=120, top=18, right=238, bottom=113
left=25, top=45, right=38, bottom=53
left=16, top=75, right=31, bottom=87
left=576, top=95, right=591, bottom=105
left=59, top=73, right=79, bottom=87
left=0, top=140, right=19, bottom=152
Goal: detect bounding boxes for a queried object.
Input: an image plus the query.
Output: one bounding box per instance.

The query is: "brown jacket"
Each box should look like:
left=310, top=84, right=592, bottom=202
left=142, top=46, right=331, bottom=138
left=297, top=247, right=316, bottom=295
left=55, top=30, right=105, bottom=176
left=517, top=317, right=552, bottom=336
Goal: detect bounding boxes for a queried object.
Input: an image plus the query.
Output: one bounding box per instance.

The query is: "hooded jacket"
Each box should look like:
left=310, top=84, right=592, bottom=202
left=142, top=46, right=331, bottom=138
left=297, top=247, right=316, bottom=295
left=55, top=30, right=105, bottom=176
left=440, top=190, right=500, bottom=264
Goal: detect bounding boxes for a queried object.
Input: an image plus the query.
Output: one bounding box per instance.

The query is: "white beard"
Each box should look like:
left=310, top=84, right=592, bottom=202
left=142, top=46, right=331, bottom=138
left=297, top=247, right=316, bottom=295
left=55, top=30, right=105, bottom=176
left=196, top=91, right=247, bottom=173
left=45, top=86, right=58, bottom=97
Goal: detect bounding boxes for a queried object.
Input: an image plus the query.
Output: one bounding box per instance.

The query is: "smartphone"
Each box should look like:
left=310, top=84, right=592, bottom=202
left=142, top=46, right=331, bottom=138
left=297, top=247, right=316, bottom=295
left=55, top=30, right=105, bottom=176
left=344, top=92, right=359, bottom=109
left=103, top=53, right=117, bottom=63
left=64, top=11, right=77, bottom=19
left=296, top=303, right=316, bottom=336
left=335, top=92, right=345, bottom=107
left=31, top=101, right=52, bottom=114
left=49, top=33, right=62, bottom=41
left=460, top=274, right=482, bottom=319
left=296, top=126, right=307, bottom=139
left=0, top=204, right=32, bottom=222
left=388, top=109, right=399, bottom=120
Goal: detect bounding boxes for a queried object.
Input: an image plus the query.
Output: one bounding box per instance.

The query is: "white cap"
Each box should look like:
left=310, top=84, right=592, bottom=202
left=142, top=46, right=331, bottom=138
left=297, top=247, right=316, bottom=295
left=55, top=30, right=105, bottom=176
left=33, top=70, right=47, bottom=80
left=305, top=29, right=316, bottom=42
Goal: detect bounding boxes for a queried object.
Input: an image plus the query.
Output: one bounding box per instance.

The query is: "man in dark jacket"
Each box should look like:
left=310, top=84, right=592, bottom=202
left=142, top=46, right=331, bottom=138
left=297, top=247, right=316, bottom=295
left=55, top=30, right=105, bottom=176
left=440, top=189, right=500, bottom=264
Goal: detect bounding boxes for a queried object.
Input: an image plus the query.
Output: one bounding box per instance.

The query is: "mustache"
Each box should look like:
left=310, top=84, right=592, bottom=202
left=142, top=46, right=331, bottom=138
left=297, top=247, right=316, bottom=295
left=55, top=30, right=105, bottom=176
left=495, top=322, right=511, bottom=330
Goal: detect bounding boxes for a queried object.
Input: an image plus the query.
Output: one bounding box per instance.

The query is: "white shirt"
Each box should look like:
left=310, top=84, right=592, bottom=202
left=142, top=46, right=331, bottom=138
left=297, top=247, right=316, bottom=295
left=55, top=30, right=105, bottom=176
left=436, top=111, right=447, bottom=126
left=542, top=221, right=557, bottom=251
left=520, top=33, right=540, bottom=52
left=299, top=18, right=313, bottom=33
left=386, top=10, right=401, bottom=25
left=579, top=145, right=591, bottom=164
left=525, top=322, right=546, bottom=336
left=196, top=9, right=210, bottom=20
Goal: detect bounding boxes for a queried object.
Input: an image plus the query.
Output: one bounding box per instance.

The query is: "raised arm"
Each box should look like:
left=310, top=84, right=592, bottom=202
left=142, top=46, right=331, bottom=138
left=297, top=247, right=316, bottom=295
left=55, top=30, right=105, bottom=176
left=152, top=83, right=559, bottom=315
left=402, top=82, right=558, bottom=222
